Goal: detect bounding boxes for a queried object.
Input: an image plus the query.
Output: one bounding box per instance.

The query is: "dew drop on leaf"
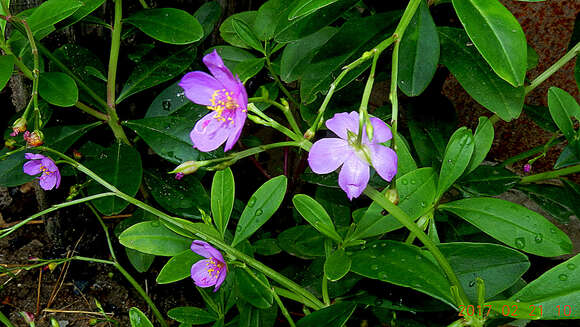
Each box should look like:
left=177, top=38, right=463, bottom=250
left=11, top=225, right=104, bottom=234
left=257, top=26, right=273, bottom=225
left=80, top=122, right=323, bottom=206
left=370, top=264, right=379, bottom=270
left=514, top=237, right=525, bottom=249
left=247, top=196, right=256, bottom=207
left=534, top=233, right=543, bottom=243
left=567, top=263, right=576, bottom=270
left=558, top=274, right=568, bottom=281
left=255, top=209, right=263, bottom=216
left=162, top=99, right=172, bottom=111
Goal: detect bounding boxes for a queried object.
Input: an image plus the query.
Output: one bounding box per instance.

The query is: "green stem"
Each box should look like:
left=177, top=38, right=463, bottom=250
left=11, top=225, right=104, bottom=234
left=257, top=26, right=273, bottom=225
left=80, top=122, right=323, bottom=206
left=520, top=164, right=580, bottom=183
left=363, top=186, right=469, bottom=307
left=525, top=42, right=580, bottom=94
left=265, top=55, right=298, bottom=106
left=75, top=102, right=108, bottom=120
left=321, top=276, right=330, bottom=306
left=0, top=193, right=115, bottom=239
left=19, top=19, right=40, bottom=129
left=86, top=203, right=117, bottom=262
left=138, top=0, right=149, bottom=9
left=249, top=98, right=302, bottom=136
left=356, top=50, right=379, bottom=145
left=0, top=310, right=16, bottom=327
left=273, top=287, right=320, bottom=310
left=273, top=289, right=297, bottom=327
left=0, top=147, right=26, bottom=161
left=105, top=0, right=130, bottom=145
left=37, top=147, right=325, bottom=311
left=502, top=136, right=563, bottom=166
left=247, top=103, right=304, bottom=142
left=114, top=262, right=168, bottom=327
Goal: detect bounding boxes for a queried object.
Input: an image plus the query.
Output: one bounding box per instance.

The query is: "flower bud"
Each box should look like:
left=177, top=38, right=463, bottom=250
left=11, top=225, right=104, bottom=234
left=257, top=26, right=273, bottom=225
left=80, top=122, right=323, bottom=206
left=10, top=117, right=27, bottom=136
left=170, top=160, right=204, bottom=176
left=385, top=188, right=399, bottom=205
left=24, top=130, right=44, bottom=147
left=304, top=129, right=315, bottom=140
left=73, top=149, right=83, bottom=160
left=5, top=139, right=17, bottom=149
left=523, top=163, right=531, bottom=173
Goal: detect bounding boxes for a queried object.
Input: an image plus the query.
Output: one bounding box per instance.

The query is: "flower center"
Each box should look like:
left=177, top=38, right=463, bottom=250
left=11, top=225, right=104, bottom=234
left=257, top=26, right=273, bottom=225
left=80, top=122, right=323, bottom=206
left=40, top=165, right=53, bottom=177
left=346, top=130, right=372, bottom=165
left=208, top=89, right=239, bottom=124
left=205, top=257, right=224, bottom=278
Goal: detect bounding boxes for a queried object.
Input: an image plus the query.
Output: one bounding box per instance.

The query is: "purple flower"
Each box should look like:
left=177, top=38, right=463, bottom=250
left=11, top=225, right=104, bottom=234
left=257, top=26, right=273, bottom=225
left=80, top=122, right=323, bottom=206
left=308, top=112, right=397, bottom=200
left=22, top=153, right=61, bottom=190
left=523, top=163, right=531, bottom=173
left=179, top=50, right=248, bottom=152
left=190, top=240, right=227, bottom=292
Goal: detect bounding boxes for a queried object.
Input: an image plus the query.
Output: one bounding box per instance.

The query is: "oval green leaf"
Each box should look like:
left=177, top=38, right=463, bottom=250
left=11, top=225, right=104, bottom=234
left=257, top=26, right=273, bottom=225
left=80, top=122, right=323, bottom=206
left=168, top=307, right=219, bottom=325
left=293, top=194, right=342, bottom=242
left=0, top=55, right=14, bottom=91
left=232, top=18, right=264, bottom=53
left=119, top=221, right=192, bottom=256
left=156, top=250, right=202, bottom=284
left=439, top=27, right=525, bottom=121
left=398, top=0, right=439, bottom=96
left=439, top=197, right=573, bottom=257
left=296, top=302, right=356, bottom=327
left=38, top=72, right=79, bottom=107
left=220, top=11, right=258, bottom=49
left=212, top=167, right=235, bottom=236
left=324, top=248, right=351, bottom=282
left=129, top=307, right=154, bottom=327
left=548, top=87, right=580, bottom=155
left=27, top=0, right=83, bottom=32
left=466, top=117, right=494, bottom=174
left=350, top=240, right=454, bottom=306
left=452, top=0, right=527, bottom=86
left=235, top=269, right=273, bottom=309
left=124, top=8, right=203, bottom=45
left=232, top=175, right=287, bottom=247
left=289, top=0, right=341, bottom=20
left=436, top=127, right=475, bottom=200
left=278, top=225, right=325, bottom=258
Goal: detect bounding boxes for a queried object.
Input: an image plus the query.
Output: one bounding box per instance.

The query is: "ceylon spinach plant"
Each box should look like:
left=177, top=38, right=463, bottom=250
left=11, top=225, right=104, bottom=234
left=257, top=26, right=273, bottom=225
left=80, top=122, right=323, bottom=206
left=1, top=0, right=579, bottom=326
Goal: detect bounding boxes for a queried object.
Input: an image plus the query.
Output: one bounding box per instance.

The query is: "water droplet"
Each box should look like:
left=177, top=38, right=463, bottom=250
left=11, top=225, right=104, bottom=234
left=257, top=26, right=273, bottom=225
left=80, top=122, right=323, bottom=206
left=567, top=263, right=576, bottom=270
left=401, top=180, right=408, bottom=185
left=375, top=299, right=384, bottom=306
left=381, top=243, right=387, bottom=247
left=410, top=180, right=416, bottom=185
left=514, top=237, right=525, bottom=249
left=534, top=233, right=543, bottom=243
left=379, top=272, right=388, bottom=279
left=371, top=264, right=379, bottom=270
left=558, top=274, right=568, bottom=281
left=370, top=255, right=377, bottom=259
left=469, top=280, right=476, bottom=287
left=247, top=196, right=257, bottom=207
left=360, top=243, right=366, bottom=250
left=372, top=244, right=377, bottom=248
left=415, top=255, right=422, bottom=260
left=420, top=201, right=426, bottom=207
left=400, top=258, right=406, bottom=262
left=162, top=99, right=172, bottom=111
left=550, top=228, right=557, bottom=234
left=255, top=209, right=263, bottom=216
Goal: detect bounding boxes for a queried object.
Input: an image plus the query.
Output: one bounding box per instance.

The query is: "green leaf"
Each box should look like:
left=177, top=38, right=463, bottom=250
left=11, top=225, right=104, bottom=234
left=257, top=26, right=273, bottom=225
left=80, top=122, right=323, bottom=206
left=0, top=55, right=14, bottom=91
left=38, top=72, right=79, bottom=107
left=0, top=148, right=35, bottom=187
left=168, top=307, right=219, bottom=325
left=117, top=46, right=196, bottom=103
left=212, top=168, right=235, bottom=236
left=451, top=0, right=527, bottom=86
left=143, top=169, right=210, bottom=219
left=43, top=122, right=101, bottom=152
left=523, top=104, right=558, bottom=132
left=125, top=248, right=155, bottom=273
left=124, top=116, right=204, bottom=164
left=439, top=197, right=572, bottom=257
left=274, top=0, right=358, bottom=43
left=292, top=194, right=342, bottom=242
left=233, top=57, right=265, bottom=84
left=252, top=239, right=281, bottom=256
left=324, top=248, right=351, bottom=282
left=194, top=1, right=222, bottom=42
left=458, top=165, right=519, bottom=196
left=436, top=127, right=475, bottom=200
left=439, top=27, right=525, bottom=121
left=438, top=242, right=530, bottom=304
left=508, top=254, right=580, bottom=319
left=398, top=0, right=439, bottom=96
left=555, top=142, right=580, bottom=169
left=300, top=12, right=400, bottom=104
left=0, top=0, right=9, bottom=37
left=351, top=240, right=454, bottom=306
left=59, top=0, right=105, bottom=28
left=157, top=250, right=202, bottom=284
left=296, top=302, right=356, bottom=327
left=119, top=221, right=192, bottom=256
left=129, top=307, right=154, bottom=327
left=280, top=27, right=336, bottom=83
left=353, top=167, right=437, bottom=239
left=253, top=0, right=287, bottom=41
left=547, top=87, right=580, bottom=154
left=236, top=269, right=273, bottom=309
left=237, top=302, right=277, bottom=327
left=85, top=142, right=143, bottom=215
left=517, top=184, right=580, bottom=224
left=232, top=176, right=287, bottom=246
left=26, top=0, right=83, bottom=33
left=125, top=8, right=203, bottom=45
left=289, top=0, right=341, bottom=20
left=232, top=18, right=264, bottom=53
left=208, top=46, right=257, bottom=72
left=220, top=11, right=258, bottom=49
left=466, top=117, right=494, bottom=174
left=145, top=81, right=193, bottom=117
left=278, top=225, right=325, bottom=258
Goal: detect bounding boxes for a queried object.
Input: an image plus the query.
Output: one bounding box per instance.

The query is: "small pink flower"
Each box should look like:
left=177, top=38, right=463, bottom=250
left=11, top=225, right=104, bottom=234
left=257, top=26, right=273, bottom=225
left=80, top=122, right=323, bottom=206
left=190, top=240, right=227, bottom=292
left=179, top=50, right=248, bottom=152
left=523, top=164, right=531, bottom=173
left=23, top=153, right=61, bottom=190
left=175, top=172, right=185, bottom=180
left=308, top=112, right=397, bottom=200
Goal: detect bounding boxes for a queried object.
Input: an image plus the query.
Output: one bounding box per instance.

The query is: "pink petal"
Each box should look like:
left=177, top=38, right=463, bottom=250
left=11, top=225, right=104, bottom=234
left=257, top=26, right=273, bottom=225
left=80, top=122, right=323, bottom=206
left=39, top=174, right=57, bottom=190
left=325, top=112, right=359, bottom=140
left=179, top=71, right=223, bottom=106
left=25, top=153, right=45, bottom=160
left=190, top=240, right=224, bottom=262
left=23, top=160, right=42, bottom=176
left=367, top=117, right=392, bottom=143
left=213, top=267, right=227, bottom=292
left=190, top=259, right=219, bottom=287
left=307, top=138, right=350, bottom=174
left=190, top=112, right=232, bottom=152
left=338, top=154, right=370, bottom=200
left=370, top=144, right=397, bottom=182
left=223, top=111, right=247, bottom=152
left=203, top=50, right=240, bottom=92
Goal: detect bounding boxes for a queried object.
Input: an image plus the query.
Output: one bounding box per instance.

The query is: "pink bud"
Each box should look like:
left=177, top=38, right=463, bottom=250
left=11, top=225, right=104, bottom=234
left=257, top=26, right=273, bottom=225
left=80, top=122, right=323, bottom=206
left=523, top=164, right=531, bottom=173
